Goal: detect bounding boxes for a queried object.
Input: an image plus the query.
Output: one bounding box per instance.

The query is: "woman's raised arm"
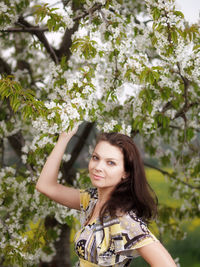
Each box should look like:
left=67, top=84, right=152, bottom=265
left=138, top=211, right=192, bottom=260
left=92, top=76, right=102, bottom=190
left=36, top=128, right=80, bottom=210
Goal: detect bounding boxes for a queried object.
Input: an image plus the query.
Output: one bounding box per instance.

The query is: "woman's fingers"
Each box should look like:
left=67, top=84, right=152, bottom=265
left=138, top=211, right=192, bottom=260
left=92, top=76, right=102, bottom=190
left=60, top=122, right=81, bottom=140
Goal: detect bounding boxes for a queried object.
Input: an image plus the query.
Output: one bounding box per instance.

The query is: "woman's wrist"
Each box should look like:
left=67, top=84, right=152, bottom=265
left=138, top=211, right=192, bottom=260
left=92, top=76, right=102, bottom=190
left=59, top=126, right=78, bottom=142
left=57, top=134, right=71, bottom=147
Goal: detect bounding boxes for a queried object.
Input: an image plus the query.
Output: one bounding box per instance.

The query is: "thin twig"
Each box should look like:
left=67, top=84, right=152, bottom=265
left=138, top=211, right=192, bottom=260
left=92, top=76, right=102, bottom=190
left=144, top=161, right=200, bottom=190
left=169, top=124, right=200, bottom=133
left=173, top=101, right=198, bottom=119
left=1, top=27, right=48, bottom=33
left=0, top=138, right=4, bottom=167
left=177, top=62, right=189, bottom=106
left=73, top=3, right=103, bottom=21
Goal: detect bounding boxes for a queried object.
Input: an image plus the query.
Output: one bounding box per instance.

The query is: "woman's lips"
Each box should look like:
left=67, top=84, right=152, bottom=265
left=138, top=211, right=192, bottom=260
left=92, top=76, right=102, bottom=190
left=93, top=174, right=104, bottom=180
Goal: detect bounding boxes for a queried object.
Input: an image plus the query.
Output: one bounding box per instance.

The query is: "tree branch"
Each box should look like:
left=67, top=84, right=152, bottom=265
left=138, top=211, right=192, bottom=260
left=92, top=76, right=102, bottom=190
left=73, top=3, right=103, bottom=21
left=169, top=124, right=200, bottom=133
left=55, top=21, right=79, bottom=62
left=17, top=16, right=59, bottom=64
left=0, top=138, right=4, bottom=167
left=177, top=62, right=189, bottom=107
left=7, top=131, right=25, bottom=158
left=2, top=27, right=48, bottom=33
left=173, top=101, right=199, bottom=119
left=56, top=2, right=104, bottom=61
left=0, top=57, right=11, bottom=75
left=2, top=2, right=105, bottom=64
left=144, top=161, right=200, bottom=190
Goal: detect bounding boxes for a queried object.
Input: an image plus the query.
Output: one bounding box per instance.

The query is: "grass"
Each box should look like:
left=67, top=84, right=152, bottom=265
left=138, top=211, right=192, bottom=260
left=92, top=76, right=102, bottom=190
left=146, top=168, right=179, bottom=206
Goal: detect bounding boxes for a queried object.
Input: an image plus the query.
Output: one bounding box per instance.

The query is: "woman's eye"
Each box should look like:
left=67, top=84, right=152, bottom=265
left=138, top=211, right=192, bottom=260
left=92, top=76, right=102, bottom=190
left=92, top=155, right=98, bottom=160
left=107, top=161, right=115, bottom=166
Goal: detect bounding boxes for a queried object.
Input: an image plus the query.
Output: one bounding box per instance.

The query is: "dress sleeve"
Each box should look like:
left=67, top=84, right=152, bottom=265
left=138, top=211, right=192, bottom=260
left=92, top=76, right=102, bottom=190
left=116, top=211, right=158, bottom=257
left=96, top=211, right=158, bottom=266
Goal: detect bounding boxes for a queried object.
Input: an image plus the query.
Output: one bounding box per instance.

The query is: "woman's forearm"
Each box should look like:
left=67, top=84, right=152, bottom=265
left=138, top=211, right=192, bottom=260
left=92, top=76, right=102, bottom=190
left=36, top=132, right=75, bottom=192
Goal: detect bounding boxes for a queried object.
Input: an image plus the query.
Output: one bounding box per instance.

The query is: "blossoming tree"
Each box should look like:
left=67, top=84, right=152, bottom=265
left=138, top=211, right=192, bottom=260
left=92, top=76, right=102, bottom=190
left=0, top=0, right=199, bottom=266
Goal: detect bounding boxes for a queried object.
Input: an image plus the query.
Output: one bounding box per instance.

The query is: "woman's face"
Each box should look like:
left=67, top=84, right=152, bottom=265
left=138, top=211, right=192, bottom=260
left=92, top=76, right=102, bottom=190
left=88, top=141, right=126, bottom=190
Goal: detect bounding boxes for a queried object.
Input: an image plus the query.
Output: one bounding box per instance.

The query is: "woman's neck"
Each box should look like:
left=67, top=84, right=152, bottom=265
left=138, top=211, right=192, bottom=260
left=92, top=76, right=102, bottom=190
left=97, top=187, right=113, bottom=205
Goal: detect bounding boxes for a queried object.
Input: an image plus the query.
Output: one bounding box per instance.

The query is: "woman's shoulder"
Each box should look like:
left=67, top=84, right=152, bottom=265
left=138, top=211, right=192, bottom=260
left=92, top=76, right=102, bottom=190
left=117, top=210, right=150, bottom=234
left=95, top=210, right=158, bottom=264
left=117, top=210, right=146, bottom=222
left=113, top=211, right=157, bottom=248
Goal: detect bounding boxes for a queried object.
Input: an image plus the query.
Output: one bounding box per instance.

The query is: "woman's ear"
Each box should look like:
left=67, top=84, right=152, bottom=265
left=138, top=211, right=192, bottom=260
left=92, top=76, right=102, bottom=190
left=122, top=172, right=129, bottom=180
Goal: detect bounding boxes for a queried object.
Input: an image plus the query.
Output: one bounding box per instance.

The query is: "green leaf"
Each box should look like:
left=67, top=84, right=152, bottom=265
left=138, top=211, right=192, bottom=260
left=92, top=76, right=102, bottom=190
left=167, top=45, right=174, bottom=55
left=47, top=18, right=55, bottom=31
left=193, top=44, right=200, bottom=51
left=4, top=195, right=14, bottom=206
left=148, top=71, right=155, bottom=84
left=171, top=30, right=178, bottom=43
left=65, top=215, right=74, bottom=227
left=140, top=68, right=148, bottom=83
left=12, top=100, right=21, bottom=112
left=155, top=23, right=164, bottom=32
left=174, top=11, right=184, bottom=19
left=152, top=7, right=161, bottom=20
left=124, top=68, right=133, bottom=81
left=186, top=128, right=194, bottom=141
left=104, top=31, right=112, bottom=41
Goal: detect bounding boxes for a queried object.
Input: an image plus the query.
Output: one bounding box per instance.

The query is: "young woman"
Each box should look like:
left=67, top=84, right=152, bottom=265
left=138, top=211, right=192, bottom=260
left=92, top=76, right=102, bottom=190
left=36, top=127, right=177, bottom=267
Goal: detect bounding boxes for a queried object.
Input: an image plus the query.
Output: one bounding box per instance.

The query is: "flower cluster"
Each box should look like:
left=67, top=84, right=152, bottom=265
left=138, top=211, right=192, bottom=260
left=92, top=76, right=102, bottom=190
left=145, top=0, right=184, bottom=28
left=0, top=2, right=7, bottom=12
left=0, top=117, right=21, bottom=138
left=0, top=2, right=20, bottom=30
left=61, top=6, right=74, bottom=29
left=0, top=165, right=79, bottom=264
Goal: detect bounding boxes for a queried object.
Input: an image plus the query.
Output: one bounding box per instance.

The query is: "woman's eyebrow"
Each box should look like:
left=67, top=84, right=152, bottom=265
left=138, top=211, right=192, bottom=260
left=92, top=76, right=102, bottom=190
left=106, top=158, right=118, bottom=162
left=93, top=152, right=118, bottom=161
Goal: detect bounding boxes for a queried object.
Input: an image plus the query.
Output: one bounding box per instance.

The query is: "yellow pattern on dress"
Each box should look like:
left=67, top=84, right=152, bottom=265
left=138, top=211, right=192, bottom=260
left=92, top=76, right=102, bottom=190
left=79, top=258, right=99, bottom=267
left=99, top=226, right=110, bottom=254
left=80, top=189, right=90, bottom=210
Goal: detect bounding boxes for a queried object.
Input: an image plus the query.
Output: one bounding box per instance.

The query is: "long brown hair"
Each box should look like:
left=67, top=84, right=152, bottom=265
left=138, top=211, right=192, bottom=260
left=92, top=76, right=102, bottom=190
left=95, top=132, right=158, bottom=223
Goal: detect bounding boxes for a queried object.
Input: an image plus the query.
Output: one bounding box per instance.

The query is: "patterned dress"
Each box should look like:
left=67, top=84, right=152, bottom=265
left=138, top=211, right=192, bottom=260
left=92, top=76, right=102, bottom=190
left=74, top=188, right=158, bottom=267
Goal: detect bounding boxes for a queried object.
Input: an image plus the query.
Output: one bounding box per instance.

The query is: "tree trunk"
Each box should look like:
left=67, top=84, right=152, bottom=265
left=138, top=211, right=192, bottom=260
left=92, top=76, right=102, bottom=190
left=52, top=224, right=71, bottom=267
left=39, top=217, right=72, bottom=267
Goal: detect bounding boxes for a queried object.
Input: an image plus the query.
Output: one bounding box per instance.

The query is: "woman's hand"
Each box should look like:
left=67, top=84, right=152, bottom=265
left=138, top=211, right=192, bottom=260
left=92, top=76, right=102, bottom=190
left=59, top=125, right=79, bottom=141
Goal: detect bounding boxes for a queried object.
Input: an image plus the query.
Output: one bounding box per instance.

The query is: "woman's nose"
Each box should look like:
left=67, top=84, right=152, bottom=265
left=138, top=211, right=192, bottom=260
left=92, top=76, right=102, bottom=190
left=94, top=161, right=104, bottom=171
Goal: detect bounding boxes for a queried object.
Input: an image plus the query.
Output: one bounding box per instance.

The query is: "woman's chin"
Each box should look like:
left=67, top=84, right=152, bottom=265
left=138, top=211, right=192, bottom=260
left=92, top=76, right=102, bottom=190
left=91, top=179, right=104, bottom=188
